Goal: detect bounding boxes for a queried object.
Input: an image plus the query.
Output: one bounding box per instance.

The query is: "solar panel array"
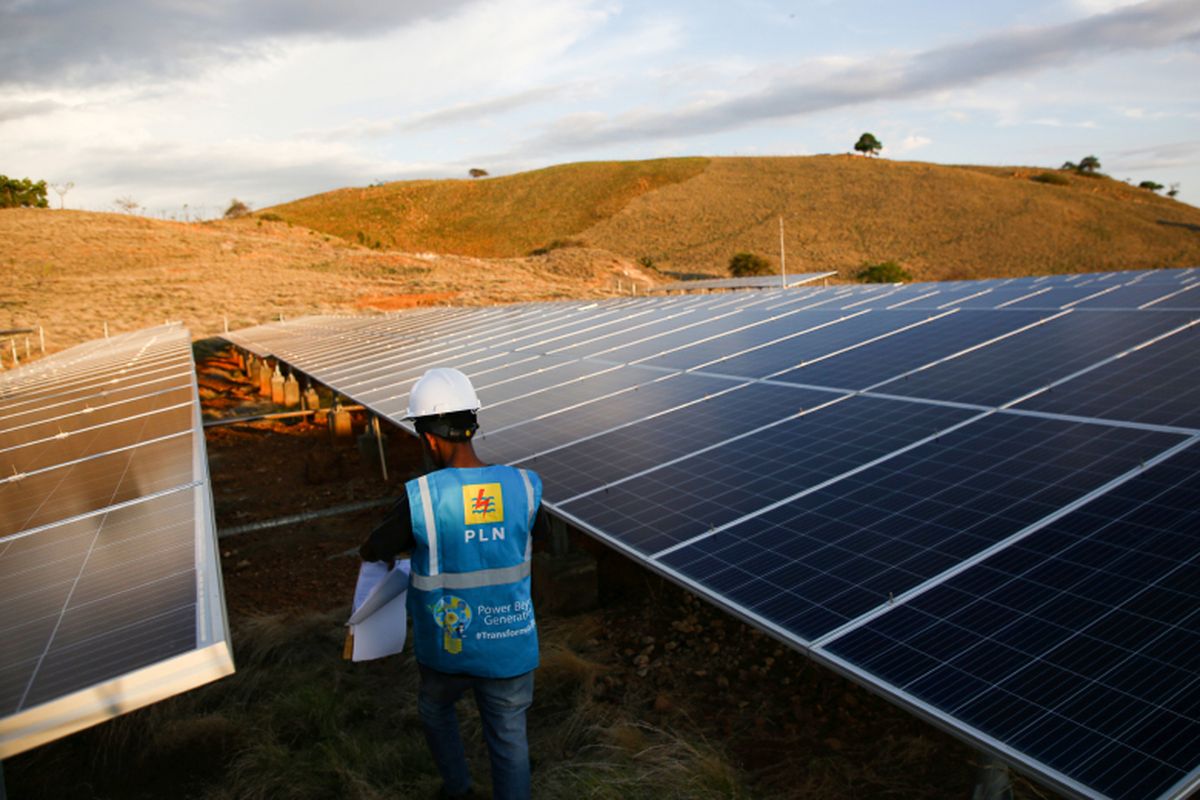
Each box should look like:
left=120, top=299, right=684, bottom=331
left=646, top=271, right=837, bottom=292
left=0, top=324, right=233, bottom=758
left=225, top=268, right=1200, bottom=800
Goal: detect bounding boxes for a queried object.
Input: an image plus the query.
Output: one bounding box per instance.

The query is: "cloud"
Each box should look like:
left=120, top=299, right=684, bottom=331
left=49, top=136, right=453, bottom=213
left=0, top=98, right=68, bottom=123
left=896, top=134, right=933, bottom=153
left=315, top=85, right=574, bottom=141
left=504, top=0, right=1200, bottom=156
left=0, top=0, right=477, bottom=88
left=1111, top=139, right=1200, bottom=170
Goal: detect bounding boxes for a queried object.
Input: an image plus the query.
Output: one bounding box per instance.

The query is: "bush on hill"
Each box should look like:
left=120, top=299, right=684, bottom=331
left=225, top=199, right=251, bottom=219
left=1031, top=172, right=1069, bottom=186
left=857, top=260, right=912, bottom=283
left=728, top=252, right=773, bottom=277
left=529, top=238, right=586, bottom=256
left=1, top=175, right=49, bottom=208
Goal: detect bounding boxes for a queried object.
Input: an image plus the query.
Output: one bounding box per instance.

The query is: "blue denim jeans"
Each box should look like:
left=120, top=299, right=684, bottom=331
left=417, top=664, right=534, bottom=800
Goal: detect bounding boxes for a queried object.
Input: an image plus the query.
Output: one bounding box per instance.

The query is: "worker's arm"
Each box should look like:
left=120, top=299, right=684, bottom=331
left=359, top=494, right=415, bottom=565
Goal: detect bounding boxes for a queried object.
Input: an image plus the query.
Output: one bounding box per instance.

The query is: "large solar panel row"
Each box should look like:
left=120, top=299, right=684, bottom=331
left=0, top=325, right=233, bottom=759
left=225, top=267, right=1200, bottom=800
left=646, top=271, right=837, bottom=292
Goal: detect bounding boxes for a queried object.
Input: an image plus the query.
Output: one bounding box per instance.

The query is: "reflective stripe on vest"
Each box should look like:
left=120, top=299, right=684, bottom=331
left=417, top=475, right=439, bottom=576
left=519, top=468, right=535, bottom=560
left=410, top=560, right=532, bottom=591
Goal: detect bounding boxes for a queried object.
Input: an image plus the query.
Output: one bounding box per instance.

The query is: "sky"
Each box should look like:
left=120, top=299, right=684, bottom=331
left=2, top=0, right=1199, bottom=218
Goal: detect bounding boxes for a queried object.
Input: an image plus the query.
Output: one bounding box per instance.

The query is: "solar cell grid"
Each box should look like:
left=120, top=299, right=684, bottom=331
left=773, top=309, right=1055, bottom=391
left=522, top=382, right=841, bottom=501
left=678, top=308, right=933, bottom=379
left=560, top=395, right=976, bottom=555
left=474, top=372, right=737, bottom=463
left=879, top=309, right=1195, bottom=407
left=823, top=443, right=1200, bottom=800
left=1013, top=322, right=1200, bottom=430
left=657, top=413, right=1186, bottom=642
left=477, top=364, right=654, bottom=433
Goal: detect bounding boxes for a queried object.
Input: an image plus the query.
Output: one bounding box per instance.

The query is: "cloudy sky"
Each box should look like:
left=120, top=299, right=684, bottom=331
left=2, top=0, right=1199, bottom=217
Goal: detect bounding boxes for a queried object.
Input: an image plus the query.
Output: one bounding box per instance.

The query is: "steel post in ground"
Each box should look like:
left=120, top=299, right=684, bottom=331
left=372, top=415, right=388, bottom=481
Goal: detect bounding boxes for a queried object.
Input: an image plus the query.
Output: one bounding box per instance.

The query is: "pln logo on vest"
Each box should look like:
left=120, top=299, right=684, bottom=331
left=463, top=483, right=504, bottom=525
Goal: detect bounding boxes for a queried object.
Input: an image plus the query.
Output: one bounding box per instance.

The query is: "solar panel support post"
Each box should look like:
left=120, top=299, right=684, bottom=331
left=548, top=514, right=570, bottom=557
left=38, top=326, right=44, bottom=353
left=371, top=415, right=388, bottom=481
left=971, top=754, right=1012, bottom=800
left=779, top=215, right=787, bottom=289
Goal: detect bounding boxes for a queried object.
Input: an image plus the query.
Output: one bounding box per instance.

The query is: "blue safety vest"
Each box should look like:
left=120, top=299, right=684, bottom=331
left=406, top=464, right=542, bottom=677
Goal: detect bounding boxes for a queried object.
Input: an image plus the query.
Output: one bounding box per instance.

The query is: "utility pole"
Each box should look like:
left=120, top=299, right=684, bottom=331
left=779, top=216, right=787, bottom=289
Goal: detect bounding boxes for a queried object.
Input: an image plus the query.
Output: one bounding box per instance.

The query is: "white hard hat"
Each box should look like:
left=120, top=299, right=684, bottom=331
left=406, top=367, right=481, bottom=419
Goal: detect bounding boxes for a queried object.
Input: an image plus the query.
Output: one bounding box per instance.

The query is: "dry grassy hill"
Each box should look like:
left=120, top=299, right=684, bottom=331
left=270, top=155, right=1200, bottom=280
left=1, top=210, right=648, bottom=355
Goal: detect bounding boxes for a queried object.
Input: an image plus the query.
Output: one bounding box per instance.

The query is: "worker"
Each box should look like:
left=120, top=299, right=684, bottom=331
left=360, top=367, right=545, bottom=800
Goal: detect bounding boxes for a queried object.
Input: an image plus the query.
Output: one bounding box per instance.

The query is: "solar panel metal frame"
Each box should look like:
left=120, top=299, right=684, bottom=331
left=0, top=325, right=233, bottom=759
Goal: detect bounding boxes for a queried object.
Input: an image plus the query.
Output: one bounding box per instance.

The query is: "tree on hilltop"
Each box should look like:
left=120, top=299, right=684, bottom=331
left=469, top=168, right=489, bottom=178
left=854, top=133, right=882, bottom=157
left=1079, top=155, right=1101, bottom=174
left=1139, top=180, right=1164, bottom=193
left=1, top=175, right=49, bottom=208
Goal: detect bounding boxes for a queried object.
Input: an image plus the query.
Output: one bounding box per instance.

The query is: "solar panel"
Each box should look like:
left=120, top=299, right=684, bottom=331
left=224, top=267, right=1200, bottom=800
left=0, top=325, right=233, bottom=759
left=646, top=272, right=837, bottom=292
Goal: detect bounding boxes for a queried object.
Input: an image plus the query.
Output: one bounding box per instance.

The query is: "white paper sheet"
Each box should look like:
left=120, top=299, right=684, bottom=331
left=346, top=559, right=411, bottom=661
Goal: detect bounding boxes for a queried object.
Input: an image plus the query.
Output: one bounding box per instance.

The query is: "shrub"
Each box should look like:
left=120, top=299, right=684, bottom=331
left=224, top=198, right=251, bottom=219
left=257, top=212, right=284, bottom=222
left=728, top=252, right=773, bottom=277
left=857, top=261, right=912, bottom=283
left=1031, top=172, right=1069, bottom=186
left=528, top=238, right=586, bottom=256
left=637, top=255, right=657, bottom=270
left=1138, top=181, right=1164, bottom=193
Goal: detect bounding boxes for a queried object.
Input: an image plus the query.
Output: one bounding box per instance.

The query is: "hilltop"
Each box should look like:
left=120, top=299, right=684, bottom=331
left=269, top=155, right=1200, bottom=280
